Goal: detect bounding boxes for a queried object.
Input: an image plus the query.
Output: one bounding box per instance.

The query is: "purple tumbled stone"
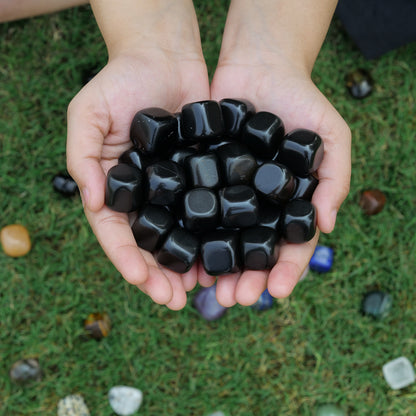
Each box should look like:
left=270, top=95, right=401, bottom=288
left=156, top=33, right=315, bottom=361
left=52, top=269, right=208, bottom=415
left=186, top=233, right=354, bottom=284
left=193, top=285, right=227, bottom=321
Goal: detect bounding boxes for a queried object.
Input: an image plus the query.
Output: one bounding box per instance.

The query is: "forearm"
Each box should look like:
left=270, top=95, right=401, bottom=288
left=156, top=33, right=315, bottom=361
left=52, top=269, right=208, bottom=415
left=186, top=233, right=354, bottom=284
left=0, top=0, right=88, bottom=22
left=221, top=0, right=338, bottom=74
left=89, top=0, right=202, bottom=59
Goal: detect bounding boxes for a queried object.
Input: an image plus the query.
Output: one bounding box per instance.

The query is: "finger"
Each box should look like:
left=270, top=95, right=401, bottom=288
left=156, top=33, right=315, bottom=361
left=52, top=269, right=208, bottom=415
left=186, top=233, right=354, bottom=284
left=235, top=270, right=268, bottom=306
left=66, top=92, right=111, bottom=213
left=268, top=230, right=320, bottom=298
left=215, top=273, right=240, bottom=307
left=313, top=124, right=351, bottom=233
left=197, top=262, right=217, bottom=287
left=136, top=264, right=175, bottom=305
left=182, top=265, right=198, bottom=292
left=162, top=268, right=188, bottom=311
left=85, top=206, right=170, bottom=293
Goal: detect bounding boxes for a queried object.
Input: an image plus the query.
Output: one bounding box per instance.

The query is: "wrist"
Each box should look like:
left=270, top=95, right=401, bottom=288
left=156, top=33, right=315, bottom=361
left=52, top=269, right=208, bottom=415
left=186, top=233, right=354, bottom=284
left=219, top=0, right=337, bottom=75
left=90, top=0, right=203, bottom=61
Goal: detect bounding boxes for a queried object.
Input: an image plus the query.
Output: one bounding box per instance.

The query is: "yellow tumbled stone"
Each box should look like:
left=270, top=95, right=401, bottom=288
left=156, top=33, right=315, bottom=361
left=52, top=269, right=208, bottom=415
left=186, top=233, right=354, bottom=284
left=1, top=224, right=32, bottom=257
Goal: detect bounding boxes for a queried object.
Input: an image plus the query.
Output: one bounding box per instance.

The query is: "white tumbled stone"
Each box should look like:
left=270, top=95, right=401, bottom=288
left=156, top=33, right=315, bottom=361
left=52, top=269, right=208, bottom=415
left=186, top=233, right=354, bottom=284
left=108, top=386, right=143, bottom=415
left=382, top=356, right=415, bottom=390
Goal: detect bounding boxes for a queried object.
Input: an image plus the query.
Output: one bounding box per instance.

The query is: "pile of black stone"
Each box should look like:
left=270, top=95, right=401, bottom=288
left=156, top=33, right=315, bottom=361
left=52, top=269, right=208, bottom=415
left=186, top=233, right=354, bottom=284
left=105, top=99, right=323, bottom=275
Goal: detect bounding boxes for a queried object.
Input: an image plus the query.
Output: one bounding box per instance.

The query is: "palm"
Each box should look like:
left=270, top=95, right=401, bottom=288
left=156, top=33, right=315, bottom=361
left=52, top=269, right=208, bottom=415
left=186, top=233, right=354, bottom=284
left=207, top=61, right=351, bottom=306
left=67, top=52, right=210, bottom=310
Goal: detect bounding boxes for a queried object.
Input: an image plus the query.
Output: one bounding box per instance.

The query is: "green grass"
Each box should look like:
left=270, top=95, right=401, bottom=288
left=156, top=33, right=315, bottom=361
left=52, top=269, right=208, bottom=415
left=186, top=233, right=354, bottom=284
left=1, top=3, right=416, bottom=415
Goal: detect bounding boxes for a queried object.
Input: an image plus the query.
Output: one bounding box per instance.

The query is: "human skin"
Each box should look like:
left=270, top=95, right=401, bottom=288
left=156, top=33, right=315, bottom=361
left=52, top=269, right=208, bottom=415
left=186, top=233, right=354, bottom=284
left=66, top=0, right=210, bottom=310
left=205, top=0, right=351, bottom=307
left=0, top=0, right=88, bottom=22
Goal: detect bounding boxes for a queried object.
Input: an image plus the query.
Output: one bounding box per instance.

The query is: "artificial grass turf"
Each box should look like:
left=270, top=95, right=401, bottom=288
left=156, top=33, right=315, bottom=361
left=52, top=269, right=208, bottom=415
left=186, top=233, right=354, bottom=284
left=1, top=2, right=416, bottom=415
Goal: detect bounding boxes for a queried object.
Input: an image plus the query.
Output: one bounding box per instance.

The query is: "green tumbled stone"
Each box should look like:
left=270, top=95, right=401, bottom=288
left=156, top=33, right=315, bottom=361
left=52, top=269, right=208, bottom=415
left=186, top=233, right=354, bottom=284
left=361, top=290, right=392, bottom=319
left=316, top=404, right=346, bottom=416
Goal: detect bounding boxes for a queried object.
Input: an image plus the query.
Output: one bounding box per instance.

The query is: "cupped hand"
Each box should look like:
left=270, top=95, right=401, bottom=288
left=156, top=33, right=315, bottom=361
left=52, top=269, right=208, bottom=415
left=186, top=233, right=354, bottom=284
left=207, top=56, right=351, bottom=307
left=67, top=49, right=210, bottom=310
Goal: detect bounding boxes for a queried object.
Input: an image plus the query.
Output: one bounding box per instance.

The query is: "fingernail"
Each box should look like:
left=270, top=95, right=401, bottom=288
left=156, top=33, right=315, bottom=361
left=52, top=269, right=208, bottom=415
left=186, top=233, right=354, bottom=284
left=331, top=209, right=338, bottom=227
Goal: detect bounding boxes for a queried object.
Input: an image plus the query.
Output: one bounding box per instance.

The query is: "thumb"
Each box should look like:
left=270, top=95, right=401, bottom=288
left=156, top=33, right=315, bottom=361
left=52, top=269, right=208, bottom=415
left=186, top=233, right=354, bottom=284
left=66, top=92, right=109, bottom=212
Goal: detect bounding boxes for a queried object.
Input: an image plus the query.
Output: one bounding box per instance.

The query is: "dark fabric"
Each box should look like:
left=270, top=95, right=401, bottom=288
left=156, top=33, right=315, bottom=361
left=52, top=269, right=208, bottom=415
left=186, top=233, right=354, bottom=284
left=336, top=0, right=416, bottom=59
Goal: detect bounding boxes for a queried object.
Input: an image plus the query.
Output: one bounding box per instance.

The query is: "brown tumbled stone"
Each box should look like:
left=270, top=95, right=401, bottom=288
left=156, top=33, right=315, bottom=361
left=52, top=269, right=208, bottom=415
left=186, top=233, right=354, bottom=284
left=1, top=224, right=31, bottom=257
left=84, top=312, right=111, bottom=340
left=359, top=189, right=386, bottom=215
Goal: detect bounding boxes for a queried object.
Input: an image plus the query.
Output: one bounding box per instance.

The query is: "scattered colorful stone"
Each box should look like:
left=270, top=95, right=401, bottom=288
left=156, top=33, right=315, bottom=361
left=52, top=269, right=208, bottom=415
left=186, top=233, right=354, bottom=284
left=193, top=285, right=227, bottom=321
left=382, top=357, right=415, bottom=390
left=9, top=358, right=42, bottom=384
left=309, top=245, right=334, bottom=273
left=361, top=290, right=392, bottom=319
left=345, top=68, right=373, bottom=99
left=84, top=312, right=111, bottom=340
left=359, top=189, right=386, bottom=215
left=207, top=412, right=226, bottom=416
left=57, top=394, right=90, bottom=416
left=315, top=404, right=345, bottom=416
left=1, top=224, right=31, bottom=257
left=251, top=289, right=274, bottom=311
left=52, top=173, right=78, bottom=197
left=108, top=386, right=143, bottom=416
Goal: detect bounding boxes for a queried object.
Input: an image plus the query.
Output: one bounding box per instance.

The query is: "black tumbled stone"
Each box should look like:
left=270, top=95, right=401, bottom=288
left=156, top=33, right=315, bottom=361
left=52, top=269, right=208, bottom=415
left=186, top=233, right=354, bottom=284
left=156, top=227, right=199, bottom=273
left=282, top=199, right=316, bottom=243
left=276, top=129, right=324, bottom=177
left=182, top=188, right=219, bottom=233
left=52, top=173, right=78, bottom=197
left=118, top=147, right=154, bottom=170
left=146, top=160, right=186, bottom=206
left=130, top=107, right=177, bottom=155
left=170, top=147, right=197, bottom=166
left=220, top=98, right=255, bottom=138
left=181, top=100, right=224, bottom=141
left=240, top=111, right=285, bottom=159
left=257, top=202, right=282, bottom=230
left=131, top=204, right=174, bottom=252
left=240, top=226, right=279, bottom=270
left=185, top=152, right=222, bottom=189
left=216, top=142, right=257, bottom=186
left=200, top=230, right=240, bottom=275
left=292, top=175, right=319, bottom=201
left=253, top=162, right=295, bottom=203
left=219, top=185, right=259, bottom=228
left=105, top=163, right=144, bottom=212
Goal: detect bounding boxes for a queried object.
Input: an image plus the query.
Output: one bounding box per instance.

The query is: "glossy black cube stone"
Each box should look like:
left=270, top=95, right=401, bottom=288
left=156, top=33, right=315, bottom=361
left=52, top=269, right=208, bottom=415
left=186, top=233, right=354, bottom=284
left=292, top=175, right=319, bottom=201
left=105, top=163, right=144, bottom=212
left=169, top=147, right=197, bottom=166
left=240, top=226, right=279, bottom=270
left=200, top=230, right=240, bottom=275
left=182, top=188, right=219, bottom=233
left=185, top=152, right=222, bottom=189
left=216, top=142, right=257, bottom=186
left=131, top=204, right=174, bottom=252
left=156, top=227, right=199, bottom=273
left=118, top=147, right=154, bottom=170
left=240, top=111, right=285, bottom=159
left=282, top=199, right=316, bottom=243
left=146, top=160, right=186, bottom=206
left=257, top=202, right=282, bottom=230
left=253, top=162, right=295, bottom=203
left=52, top=173, right=78, bottom=197
left=181, top=100, right=224, bottom=141
left=276, top=129, right=324, bottom=177
left=219, top=185, right=259, bottom=228
left=130, top=107, right=177, bottom=155
left=220, top=98, right=255, bottom=138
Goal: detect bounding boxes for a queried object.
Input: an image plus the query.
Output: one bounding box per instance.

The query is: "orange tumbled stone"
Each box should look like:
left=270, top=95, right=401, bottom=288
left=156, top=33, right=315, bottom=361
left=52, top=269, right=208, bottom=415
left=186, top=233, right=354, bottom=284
left=0, top=224, right=32, bottom=257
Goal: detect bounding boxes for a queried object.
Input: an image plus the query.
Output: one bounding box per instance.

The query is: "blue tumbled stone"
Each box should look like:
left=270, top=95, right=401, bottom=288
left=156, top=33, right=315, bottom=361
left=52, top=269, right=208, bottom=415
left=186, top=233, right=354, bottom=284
left=309, top=245, right=334, bottom=273
left=251, top=289, right=274, bottom=311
